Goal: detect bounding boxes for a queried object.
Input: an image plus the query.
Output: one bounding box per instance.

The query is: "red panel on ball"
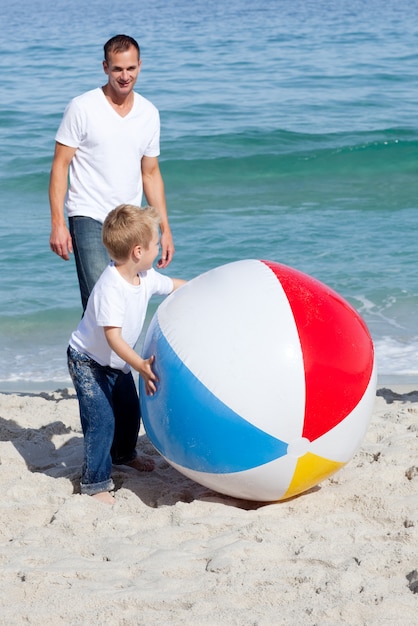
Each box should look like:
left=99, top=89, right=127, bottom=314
left=262, top=261, right=374, bottom=442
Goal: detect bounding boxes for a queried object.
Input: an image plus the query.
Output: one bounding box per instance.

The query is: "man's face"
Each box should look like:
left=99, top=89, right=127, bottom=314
left=103, top=46, right=141, bottom=98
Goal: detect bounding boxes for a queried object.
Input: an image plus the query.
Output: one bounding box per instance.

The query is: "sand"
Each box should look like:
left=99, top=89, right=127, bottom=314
left=0, top=385, right=417, bottom=625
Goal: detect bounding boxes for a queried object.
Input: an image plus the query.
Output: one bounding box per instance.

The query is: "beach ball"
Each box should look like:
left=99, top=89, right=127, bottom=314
left=140, top=260, right=376, bottom=502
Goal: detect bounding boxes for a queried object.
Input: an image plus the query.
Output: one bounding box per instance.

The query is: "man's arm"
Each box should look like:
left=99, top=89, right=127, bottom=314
left=141, top=155, right=175, bottom=269
left=49, top=142, right=77, bottom=260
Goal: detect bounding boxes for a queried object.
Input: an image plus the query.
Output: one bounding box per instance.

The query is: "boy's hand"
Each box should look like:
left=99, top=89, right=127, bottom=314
left=138, top=355, right=159, bottom=395
left=104, top=327, right=160, bottom=395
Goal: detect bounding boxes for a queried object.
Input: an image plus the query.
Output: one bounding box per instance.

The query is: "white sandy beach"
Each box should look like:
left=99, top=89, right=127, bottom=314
left=0, top=385, right=417, bottom=625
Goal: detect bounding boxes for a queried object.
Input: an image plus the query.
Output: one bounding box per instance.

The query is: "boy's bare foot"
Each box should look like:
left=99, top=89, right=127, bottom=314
left=91, top=491, right=115, bottom=505
left=125, top=455, right=155, bottom=472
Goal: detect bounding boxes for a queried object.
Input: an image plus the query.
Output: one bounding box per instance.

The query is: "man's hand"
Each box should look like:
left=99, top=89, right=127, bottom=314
left=50, top=224, right=73, bottom=260
left=157, top=229, right=175, bottom=269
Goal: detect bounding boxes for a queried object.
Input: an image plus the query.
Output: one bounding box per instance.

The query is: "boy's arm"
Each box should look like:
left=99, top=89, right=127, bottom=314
left=171, top=278, right=187, bottom=291
left=104, top=281, right=185, bottom=394
left=104, top=327, right=158, bottom=396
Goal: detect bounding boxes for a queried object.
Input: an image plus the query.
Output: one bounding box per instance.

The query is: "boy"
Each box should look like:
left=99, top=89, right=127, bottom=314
left=67, top=204, right=185, bottom=504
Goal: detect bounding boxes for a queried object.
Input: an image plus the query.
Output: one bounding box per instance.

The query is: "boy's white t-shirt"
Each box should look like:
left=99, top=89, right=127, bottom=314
left=56, top=88, right=160, bottom=223
left=69, top=263, right=173, bottom=373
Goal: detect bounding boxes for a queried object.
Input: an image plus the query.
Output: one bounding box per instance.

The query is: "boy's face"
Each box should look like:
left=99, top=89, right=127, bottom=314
left=140, top=230, right=160, bottom=270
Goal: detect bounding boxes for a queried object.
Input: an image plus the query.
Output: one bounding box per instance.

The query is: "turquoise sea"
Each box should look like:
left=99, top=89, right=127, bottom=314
left=1, top=0, right=418, bottom=390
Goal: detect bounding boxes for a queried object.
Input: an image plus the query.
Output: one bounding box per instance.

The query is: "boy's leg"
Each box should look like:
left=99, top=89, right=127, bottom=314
left=111, top=371, right=141, bottom=465
left=67, top=346, right=116, bottom=495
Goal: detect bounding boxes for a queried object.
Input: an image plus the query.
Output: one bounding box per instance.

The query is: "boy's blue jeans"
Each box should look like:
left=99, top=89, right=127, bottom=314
left=67, top=346, right=140, bottom=496
left=69, top=216, right=110, bottom=311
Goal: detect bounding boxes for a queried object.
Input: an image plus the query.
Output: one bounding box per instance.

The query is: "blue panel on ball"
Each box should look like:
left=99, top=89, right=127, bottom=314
left=140, top=319, right=288, bottom=474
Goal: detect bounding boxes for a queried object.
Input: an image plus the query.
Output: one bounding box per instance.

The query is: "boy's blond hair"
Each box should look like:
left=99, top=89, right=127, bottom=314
left=102, top=204, right=160, bottom=262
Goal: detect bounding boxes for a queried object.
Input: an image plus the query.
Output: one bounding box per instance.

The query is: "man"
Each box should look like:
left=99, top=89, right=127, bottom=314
left=49, top=34, right=174, bottom=310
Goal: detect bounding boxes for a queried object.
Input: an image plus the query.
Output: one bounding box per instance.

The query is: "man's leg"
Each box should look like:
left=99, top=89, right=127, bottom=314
left=69, top=216, right=110, bottom=310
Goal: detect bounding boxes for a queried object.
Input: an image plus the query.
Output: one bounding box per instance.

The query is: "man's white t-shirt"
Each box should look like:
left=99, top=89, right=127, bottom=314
left=69, top=263, right=173, bottom=373
left=56, top=88, right=160, bottom=223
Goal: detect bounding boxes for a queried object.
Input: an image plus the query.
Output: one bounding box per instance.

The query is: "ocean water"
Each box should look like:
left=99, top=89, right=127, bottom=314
left=1, top=0, right=418, bottom=390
